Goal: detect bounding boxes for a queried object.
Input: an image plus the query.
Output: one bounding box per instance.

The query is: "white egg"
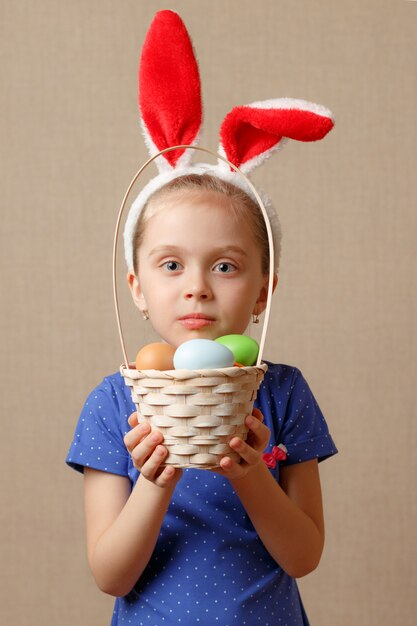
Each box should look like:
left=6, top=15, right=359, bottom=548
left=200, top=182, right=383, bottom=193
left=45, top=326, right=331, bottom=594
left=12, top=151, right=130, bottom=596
left=173, top=339, right=235, bottom=370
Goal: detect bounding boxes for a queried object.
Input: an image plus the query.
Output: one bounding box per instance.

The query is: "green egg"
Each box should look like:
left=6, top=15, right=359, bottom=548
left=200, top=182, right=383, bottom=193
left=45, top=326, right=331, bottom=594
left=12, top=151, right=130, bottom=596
left=214, top=334, right=259, bottom=366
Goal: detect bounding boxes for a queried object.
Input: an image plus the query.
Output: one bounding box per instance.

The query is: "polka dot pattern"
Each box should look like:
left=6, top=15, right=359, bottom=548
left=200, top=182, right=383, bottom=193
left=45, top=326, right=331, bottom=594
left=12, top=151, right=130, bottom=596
left=66, top=363, right=337, bottom=625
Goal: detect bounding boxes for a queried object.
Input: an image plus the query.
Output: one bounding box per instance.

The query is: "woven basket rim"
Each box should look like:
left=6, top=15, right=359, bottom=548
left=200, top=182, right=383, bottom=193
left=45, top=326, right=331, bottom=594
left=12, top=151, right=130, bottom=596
left=121, top=362, right=268, bottom=380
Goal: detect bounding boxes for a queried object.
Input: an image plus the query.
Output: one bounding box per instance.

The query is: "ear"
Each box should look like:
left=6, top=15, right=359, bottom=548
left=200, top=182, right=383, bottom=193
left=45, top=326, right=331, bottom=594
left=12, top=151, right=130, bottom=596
left=253, top=273, right=278, bottom=316
left=218, top=98, right=334, bottom=175
left=139, top=10, right=202, bottom=172
left=127, top=272, right=148, bottom=313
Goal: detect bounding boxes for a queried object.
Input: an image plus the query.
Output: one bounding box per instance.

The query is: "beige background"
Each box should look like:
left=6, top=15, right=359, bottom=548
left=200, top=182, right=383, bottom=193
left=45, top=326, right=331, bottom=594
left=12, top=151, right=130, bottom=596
left=1, top=1, right=416, bottom=624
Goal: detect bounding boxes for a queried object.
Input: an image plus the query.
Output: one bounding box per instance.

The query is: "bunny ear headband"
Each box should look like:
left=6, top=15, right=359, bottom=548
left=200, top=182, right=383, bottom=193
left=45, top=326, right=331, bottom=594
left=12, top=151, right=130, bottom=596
left=123, top=10, right=334, bottom=272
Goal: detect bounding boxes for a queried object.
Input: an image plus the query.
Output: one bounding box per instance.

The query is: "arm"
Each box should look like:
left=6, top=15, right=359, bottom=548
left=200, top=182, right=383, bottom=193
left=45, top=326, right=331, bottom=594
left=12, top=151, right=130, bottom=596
left=84, top=415, right=181, bottom=597
left=219, top=411, right=325, bottom=578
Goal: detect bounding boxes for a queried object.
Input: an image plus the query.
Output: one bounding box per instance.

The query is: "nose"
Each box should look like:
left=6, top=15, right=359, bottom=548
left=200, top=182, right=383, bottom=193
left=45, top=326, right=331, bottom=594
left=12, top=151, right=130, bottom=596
left=183, top=270, right=213, bottom=301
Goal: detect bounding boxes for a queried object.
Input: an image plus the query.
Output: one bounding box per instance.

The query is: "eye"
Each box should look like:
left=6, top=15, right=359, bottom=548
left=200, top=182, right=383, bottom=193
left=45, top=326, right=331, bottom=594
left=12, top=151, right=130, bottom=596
left=163, top=261, right=182, bottom=272
left=213, top=262, right=236, bottom=274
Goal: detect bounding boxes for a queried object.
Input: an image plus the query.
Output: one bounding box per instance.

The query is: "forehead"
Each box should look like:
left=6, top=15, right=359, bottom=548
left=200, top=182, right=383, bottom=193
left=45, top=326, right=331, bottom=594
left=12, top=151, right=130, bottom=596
left=146, top=188, right=233, bottom=217
left=143, top=189, right=256, bottom=242
left=136, top=189, right=266, bottom=275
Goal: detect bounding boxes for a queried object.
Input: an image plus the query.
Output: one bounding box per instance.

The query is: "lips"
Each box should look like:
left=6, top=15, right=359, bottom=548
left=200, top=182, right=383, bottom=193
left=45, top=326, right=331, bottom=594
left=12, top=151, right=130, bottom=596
left=178, top=313, right=215, bottom=329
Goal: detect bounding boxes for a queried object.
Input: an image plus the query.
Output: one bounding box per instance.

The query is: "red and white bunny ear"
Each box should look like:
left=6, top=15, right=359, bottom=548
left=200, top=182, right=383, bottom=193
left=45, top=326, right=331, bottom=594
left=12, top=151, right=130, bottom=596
left=218, top=99, right=334, bottom=175
left=139, top=10, right=202, bottom=171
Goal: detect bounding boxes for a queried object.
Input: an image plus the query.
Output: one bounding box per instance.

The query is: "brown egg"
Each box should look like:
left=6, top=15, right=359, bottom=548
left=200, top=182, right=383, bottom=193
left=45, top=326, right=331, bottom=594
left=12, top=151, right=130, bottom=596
left=135, top=343, right=176, bottom=371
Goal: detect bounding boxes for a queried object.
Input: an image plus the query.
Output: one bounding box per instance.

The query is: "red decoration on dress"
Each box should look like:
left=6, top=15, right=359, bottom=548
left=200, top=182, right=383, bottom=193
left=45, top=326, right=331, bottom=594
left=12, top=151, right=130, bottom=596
left=263, top=444, right=287, bottom=469
left=272, top=445, right=287, bottom=462
left=263, top=453, right=276, bottom=469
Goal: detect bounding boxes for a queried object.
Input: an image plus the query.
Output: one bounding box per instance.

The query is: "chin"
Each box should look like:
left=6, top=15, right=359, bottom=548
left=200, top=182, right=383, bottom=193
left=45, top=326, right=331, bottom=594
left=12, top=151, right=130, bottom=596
left=184, top=329, right=217, bottom=341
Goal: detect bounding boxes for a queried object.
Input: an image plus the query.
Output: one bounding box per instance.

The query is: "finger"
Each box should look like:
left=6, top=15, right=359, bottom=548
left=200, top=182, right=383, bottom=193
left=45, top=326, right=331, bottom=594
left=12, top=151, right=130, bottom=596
left=155, top=465, right=180, bottom=488
left=218, top=455, right=248, bottom=480
left=128, top=412, right=139, bottom=427
left=140, top=444, right=168, bottom=480
left=245, top=415, right=270, bottom=450
left=252, top=408, right=264, bottom=422
left=123, top=422, right=150, bottom=452
left=219, top=455, right=236, bottom=472
left=130, top=430, right=164, bottom=467
left=229, top=436, right=259, bottom=466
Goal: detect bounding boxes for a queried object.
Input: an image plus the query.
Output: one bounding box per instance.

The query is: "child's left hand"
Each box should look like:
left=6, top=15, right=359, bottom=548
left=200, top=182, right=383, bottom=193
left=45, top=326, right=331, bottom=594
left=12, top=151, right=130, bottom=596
left=215, top=408, right=270, bottom=480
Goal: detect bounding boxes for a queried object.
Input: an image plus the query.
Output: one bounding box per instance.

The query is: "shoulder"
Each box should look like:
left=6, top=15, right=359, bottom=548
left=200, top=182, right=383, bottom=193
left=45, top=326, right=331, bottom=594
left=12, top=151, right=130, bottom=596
left=259, top=361, right=324, bottom=416
left=259, top=362, right=306, bottom=397
left=255, top=362, right=298, bottom=425
left=92, top=370, right=128, bottom=394
left=83, top=370, right=136, bottom=431
left=84, top=371, right=132, bottom=409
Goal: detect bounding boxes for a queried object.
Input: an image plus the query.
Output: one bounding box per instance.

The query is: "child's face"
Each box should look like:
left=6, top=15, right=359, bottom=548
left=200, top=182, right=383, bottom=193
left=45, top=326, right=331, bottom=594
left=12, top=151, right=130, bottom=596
left=128, top=190, right=271, bottom=348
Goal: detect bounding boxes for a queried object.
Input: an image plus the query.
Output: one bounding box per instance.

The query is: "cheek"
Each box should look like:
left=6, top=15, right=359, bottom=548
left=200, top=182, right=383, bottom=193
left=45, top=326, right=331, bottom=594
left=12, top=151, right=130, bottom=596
left=222, top=288, right=256, bottom=325
left=137, top=268, right=159, bottom=296
left=248, top=279, right=262, bottom=299
left=141, top=278, right=178, bottom=313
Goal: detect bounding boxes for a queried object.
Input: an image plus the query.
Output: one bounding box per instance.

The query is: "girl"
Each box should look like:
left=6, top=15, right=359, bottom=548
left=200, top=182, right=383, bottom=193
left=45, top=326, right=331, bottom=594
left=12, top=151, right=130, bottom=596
left=66, top=11, right=337, bottom=625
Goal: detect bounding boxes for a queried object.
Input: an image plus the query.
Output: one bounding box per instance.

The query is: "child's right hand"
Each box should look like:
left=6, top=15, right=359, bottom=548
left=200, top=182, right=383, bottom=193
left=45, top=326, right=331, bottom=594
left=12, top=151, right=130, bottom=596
left=124, top=413, right=182, bottom=487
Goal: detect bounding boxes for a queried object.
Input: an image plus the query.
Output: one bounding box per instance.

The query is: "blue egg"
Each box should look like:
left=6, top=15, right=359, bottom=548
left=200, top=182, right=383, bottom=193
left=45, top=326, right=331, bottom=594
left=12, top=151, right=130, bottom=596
left=173, top=339, right=235, bottom=370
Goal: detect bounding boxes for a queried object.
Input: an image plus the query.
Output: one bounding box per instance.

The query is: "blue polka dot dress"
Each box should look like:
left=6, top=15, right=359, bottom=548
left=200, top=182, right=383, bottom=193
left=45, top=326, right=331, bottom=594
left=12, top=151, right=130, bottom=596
left=66, top=363, right=337, bottom=625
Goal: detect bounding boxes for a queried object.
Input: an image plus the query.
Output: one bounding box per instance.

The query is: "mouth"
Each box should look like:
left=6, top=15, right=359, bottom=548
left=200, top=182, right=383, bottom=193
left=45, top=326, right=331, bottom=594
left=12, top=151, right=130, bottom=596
left=178, top=313, right=215, bottom=330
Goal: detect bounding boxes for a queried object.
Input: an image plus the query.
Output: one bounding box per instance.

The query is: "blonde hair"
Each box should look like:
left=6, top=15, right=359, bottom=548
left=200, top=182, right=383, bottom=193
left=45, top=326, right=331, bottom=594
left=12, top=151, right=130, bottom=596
left=132, top=173, right=279, bottom=275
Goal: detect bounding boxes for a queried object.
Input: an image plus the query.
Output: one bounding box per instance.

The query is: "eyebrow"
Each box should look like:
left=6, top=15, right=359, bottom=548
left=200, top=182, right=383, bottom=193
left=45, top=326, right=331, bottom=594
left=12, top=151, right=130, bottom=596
left=148, top=245, right=249, bottom=258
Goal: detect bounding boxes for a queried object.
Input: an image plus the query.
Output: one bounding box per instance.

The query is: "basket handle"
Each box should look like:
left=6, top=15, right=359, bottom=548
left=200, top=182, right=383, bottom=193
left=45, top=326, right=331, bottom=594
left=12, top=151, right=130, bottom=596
left=113, top=145, right=275, bottom=368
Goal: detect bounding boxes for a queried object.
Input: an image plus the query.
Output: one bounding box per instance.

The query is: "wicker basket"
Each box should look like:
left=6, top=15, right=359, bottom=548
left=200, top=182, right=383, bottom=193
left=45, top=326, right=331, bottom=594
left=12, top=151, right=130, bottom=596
left=113, top=146, right=274, bottom=469
left=121, top=364, right=267, bottom=468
